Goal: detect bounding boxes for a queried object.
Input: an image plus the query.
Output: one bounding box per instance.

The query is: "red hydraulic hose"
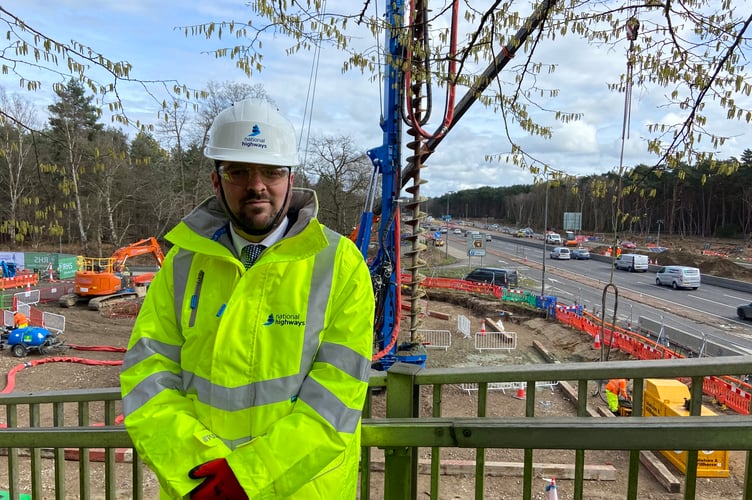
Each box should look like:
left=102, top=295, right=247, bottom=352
left=66, top=344, right=127, bottom=353
left=404, top=0, right=459, bottom=140
left=2, top=356, right=122, bottom=394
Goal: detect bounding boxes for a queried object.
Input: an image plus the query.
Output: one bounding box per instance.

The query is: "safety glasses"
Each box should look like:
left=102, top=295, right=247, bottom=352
left=219, top=165, right=291, bottom=186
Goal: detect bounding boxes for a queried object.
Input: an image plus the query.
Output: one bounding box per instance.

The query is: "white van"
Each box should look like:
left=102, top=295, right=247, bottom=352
left=655, top=266, right=701, bottom=290
left=545, top=233, right=562, bottom=245
left=550, top=247, right=571, bottom=260
left=614, top=253, right=649, bottom=272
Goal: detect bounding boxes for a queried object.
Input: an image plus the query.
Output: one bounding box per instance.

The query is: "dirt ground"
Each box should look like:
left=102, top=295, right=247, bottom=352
left=0, top=231, right=750, bottom=498
left=0, top=293, right=744, bottom=499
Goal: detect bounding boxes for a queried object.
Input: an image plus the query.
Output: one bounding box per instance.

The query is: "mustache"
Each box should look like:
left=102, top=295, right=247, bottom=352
left=240, top=193, right=270, bottom=203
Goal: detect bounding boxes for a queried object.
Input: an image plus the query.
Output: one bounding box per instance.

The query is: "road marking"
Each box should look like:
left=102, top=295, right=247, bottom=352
left=724, top=293, right=751, bottom=302
left=688, top=295, right=735, bottom=309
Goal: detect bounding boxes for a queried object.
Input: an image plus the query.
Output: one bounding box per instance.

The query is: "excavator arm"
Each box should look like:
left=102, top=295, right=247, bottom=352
left=110, top=237, right=165, bottom=270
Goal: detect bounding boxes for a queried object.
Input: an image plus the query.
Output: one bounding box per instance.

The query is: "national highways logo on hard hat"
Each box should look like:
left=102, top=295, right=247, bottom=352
left=241, top=124, right=268, bottom=150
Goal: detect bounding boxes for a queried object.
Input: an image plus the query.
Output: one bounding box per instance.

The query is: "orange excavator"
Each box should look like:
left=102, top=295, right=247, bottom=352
left=59, top=237, right=165, bottom=310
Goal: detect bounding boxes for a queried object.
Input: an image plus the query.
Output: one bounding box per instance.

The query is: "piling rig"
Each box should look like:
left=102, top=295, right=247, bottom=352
left=357, top=0, right=557, bottom=370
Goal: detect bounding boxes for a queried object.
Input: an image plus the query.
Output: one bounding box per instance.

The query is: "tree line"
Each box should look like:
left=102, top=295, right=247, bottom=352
left=426, top=153, right=752, bottom=240
left=3, top=79, right=751, bottom=258
left=0, top=81, right=373, bottom=256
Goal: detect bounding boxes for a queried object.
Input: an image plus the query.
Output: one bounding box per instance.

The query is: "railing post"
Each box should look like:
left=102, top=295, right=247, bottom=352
left=384, top=362, right=422, bottom=500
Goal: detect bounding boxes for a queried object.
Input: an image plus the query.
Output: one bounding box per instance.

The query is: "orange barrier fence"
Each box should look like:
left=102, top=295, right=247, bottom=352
left=398, top=277, right=752, bottom=415
left=402, top=275, right=503, bottom=299
left=0, top=271, right=38, bottom=290
left=557, top=305, right=751, bottom=415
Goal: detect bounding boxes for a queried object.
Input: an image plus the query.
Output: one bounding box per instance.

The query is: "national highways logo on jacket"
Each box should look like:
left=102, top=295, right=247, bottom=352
left=263, top=313, right=306, bottom=327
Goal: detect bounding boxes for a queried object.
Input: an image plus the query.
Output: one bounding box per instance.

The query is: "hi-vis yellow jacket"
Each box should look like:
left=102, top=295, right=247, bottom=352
left=120, top=190, right=374, bottom=499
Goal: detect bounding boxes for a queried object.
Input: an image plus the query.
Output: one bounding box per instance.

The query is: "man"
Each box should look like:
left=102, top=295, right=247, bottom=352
left=13, top=311, right=28, bottom=329
left=605, top=378, right=629, bottom=414
left=120, top=98, right=375, bottom=499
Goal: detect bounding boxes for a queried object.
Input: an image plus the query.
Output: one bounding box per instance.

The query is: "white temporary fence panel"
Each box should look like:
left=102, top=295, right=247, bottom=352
left=418, top=329, right=451, bottom=351
left=15, top=289, right=40, bottom=306
left=43, top=311, right=66, bottom=335
left=474, top=331, right=517, bottom=351
left=457, top=314, right=470, bottom=338
left=16, top=303, right=31, bottom=318
left=458, top=380, right=559, bottom=395
left=2, top=310, right=12, bottom=327
left=458, top=382, right=519, bottom=394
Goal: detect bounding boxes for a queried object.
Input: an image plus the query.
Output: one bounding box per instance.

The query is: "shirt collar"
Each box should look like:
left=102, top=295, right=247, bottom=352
left=230, top=217, right=289, bottom=257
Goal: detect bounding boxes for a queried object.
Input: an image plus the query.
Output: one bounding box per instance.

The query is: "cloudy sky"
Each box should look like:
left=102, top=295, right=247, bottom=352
left=2, top=1, right=750, bottom=198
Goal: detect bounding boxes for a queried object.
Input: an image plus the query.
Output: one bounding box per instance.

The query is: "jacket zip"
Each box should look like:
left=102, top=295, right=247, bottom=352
left=188, top=270, right=204, bottom=327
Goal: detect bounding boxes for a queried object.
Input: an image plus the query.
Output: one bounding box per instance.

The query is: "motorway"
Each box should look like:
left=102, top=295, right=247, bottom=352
left=438, top=230, right=752, bottom=355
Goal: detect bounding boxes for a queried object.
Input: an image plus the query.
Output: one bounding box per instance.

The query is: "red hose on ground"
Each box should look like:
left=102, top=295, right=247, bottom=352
left=2, top=356, right=122, bottom=394
left=66, top=344, right=127, bottom=352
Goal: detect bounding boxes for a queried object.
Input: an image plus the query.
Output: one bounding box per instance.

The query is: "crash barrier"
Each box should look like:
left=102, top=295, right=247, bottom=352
left=418, top=329, right=451, bottom=350
left=0, top=358, right=750, bottom=499
left=474, top=331, right=517, bottom=351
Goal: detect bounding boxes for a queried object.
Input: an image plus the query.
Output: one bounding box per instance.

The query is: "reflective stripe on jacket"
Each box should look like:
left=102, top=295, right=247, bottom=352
left=120, top=190, right=374, bottom=498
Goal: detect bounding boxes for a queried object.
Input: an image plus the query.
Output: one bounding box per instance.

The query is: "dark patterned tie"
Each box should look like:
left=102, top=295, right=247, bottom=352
left=241, top=244, right=265, bottom=269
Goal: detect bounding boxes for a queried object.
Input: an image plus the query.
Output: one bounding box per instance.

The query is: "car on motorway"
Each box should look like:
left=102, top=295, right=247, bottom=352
left=738, top=303, right=752, bottom=320
left=485, top=233, right=492, bottom=241
left=621, top=240, right=637, bottom=249
left=550, top=247, right=571, bottom=260
left=453, top=228, right=462, bottom=234
left=571, top=248, right=590, bottom=260
left=655, top=265, right=701, bottom=290
left=463, top=267, right=518, bottom=288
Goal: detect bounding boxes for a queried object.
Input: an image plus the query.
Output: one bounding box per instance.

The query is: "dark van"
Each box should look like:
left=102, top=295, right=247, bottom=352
left=463, top=267, right=518, bottom=288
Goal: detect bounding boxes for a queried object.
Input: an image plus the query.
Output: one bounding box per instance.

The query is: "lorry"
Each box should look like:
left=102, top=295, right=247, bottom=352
left=59, top=237, right=165, bottom=310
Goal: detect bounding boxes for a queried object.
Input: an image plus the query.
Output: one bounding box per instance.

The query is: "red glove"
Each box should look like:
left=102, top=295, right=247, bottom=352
left=188, top=458, right=248, bottom=500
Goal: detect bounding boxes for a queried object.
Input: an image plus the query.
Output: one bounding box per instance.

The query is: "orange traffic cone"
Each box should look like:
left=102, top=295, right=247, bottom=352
left=593, top=333, right=601, bottom=349
left=25, top=281, right=31, bottom=294
left=480, top=320, right=487, bottom=336
left=513, top=386, right=526, bottom=399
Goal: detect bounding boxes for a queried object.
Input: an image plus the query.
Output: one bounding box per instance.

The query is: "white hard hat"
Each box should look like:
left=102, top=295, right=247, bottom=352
left=204, top=98, right=299, bottom=166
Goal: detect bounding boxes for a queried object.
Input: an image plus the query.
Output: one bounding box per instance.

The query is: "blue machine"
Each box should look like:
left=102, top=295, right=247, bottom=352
left=0, top=261, right=17, bottom=278
left=1, top=325, right=64, bottom=357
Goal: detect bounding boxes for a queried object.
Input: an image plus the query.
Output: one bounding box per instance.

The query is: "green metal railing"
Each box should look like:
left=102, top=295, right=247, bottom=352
left=0, top=356, right=751, bottom=499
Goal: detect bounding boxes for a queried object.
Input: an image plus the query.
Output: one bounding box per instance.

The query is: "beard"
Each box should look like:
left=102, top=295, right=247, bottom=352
left=235, top=196, right=281, bottom=236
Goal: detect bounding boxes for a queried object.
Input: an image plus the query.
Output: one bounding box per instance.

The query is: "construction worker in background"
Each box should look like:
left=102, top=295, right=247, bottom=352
left=120, top=98, right=374, bottom=499
left=605, top=378, right=630, bottom=414
left=13, top=312, right=28, bottom=329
